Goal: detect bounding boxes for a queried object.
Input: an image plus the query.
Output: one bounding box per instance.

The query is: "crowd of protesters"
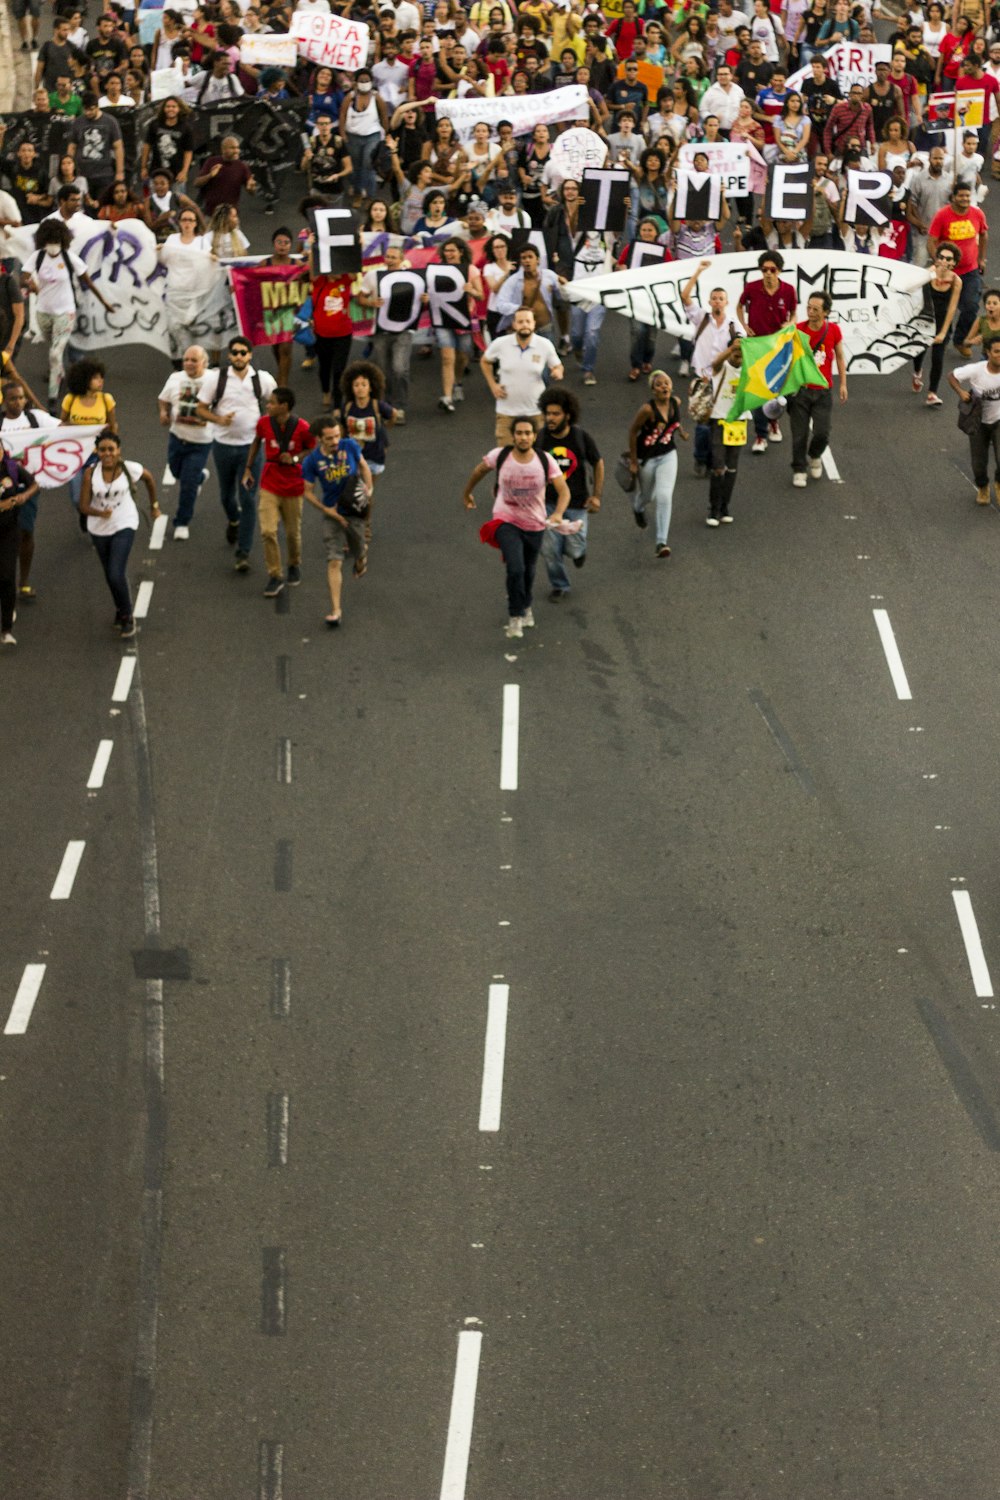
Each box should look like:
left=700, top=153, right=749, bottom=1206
left=0, top=0, right=998, bottom=641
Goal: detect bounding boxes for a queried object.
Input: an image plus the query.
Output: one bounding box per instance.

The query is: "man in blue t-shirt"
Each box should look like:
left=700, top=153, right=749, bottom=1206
left=301, top=416, right=373, bottom=628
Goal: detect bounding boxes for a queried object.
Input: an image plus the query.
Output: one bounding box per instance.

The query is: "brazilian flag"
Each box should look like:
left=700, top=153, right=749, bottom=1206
left=725, top=323, right=828, bottom=421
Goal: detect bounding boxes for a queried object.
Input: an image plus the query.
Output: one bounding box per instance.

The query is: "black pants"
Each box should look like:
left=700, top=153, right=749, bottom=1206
left=315, top=334, right=354, bottom=399
left=969, top=420, right=1000, bottom=487
left=913, top=339, right=946, bottom=395
left=787, top=386, right=833, bottom=473
left=496, top=521, right=543, bottom=618
left=709, top=423, right=741, bottom=519
left=0, top=508, right=18, bottom=631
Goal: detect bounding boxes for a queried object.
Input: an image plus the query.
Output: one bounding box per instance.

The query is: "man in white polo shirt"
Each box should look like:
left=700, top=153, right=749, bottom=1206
left=681, top=256, right=742, bottom=476
left=479, top=307, right=564, bottom=444
left=195, top=335, right=276, bottom=570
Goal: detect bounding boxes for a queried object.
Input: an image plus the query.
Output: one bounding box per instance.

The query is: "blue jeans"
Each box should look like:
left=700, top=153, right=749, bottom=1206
left=629, top=319, right=655, bottom=370
left=168, top=433, right=211, bottom=527
left=694, top=421, right=712, bottom=467
left=955, top=268, right=983, bottom=347
left=570, top=303, right=606, bottom=374
left=213, top=440, right=262, bottom=555
left=753, top=405, right=770, bottom=440
left=496, top=521, right=543, bottom=618
left=542, top=505, right=587, bottom=594
left=347, top=133, right=381, bottom=199
left=635, top=451, right=677, bottom=545
left=91, top=526, right=135, bottom=620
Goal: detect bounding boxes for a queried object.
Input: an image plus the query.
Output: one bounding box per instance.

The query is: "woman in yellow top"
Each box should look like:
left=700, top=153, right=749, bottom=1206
left=519, top=0, right=554, bottom=34
left=62, top=357, right=118, bottom=514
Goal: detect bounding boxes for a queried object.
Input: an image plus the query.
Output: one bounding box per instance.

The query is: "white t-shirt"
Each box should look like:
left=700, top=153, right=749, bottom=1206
left=87, top=459, right=143, bottom=536
left=710, top=359, right=743, bottom=420
left=33, top=248, right=87, bottom=315
left=954, top=361, right=1000, bottom=424
left=372, top=57, right=411, bottom=106
left=0, top=408, right=59, bottom=442
left=483, top=261, right=509, bottom=311
left=197, top=364, right=276, bottom=446
left=686, top=304, right=741, bottom=380
left=0, top=188, right=23, bottom=235
left=99, top=93, right=135, bottom=108
left=158, top=370, right=214, bottom=444
left=487, top=332, right=561, bottom=416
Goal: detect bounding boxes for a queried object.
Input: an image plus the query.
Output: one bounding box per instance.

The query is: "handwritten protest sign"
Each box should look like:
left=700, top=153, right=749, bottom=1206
left=291, top=11, right=369, bottom=70
left=2, top=425, right=104, bottom=488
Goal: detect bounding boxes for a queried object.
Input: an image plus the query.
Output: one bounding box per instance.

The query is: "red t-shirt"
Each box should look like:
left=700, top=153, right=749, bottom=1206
left=928, top=202, right=988, bottom=275
left=957, top=70, right=1000, bottom=116
left=889, top=70, right=918, bottom=117
left=796, top=317, right=842, bottom=386
left=256, top=414, right=315, bottom=496
left=311, top=274, right=354, bottom=338
left=739, top=277, right=797, bottom=335
left=607, top=16, right=642, bottom=60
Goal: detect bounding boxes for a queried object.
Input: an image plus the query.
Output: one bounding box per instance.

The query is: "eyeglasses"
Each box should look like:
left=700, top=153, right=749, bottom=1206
left=230, top=349, right=251, bottom=358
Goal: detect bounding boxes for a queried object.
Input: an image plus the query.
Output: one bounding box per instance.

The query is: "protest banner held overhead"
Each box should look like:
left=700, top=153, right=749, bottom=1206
left=291, top=11, right=370, bottom=71
left=230, top=263, right=311, bottom=346
left=436, top=85, right=590, bottom=143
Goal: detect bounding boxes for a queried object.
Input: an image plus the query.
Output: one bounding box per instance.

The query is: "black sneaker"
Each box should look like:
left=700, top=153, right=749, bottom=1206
left=571, top=552, right=586, bottom=569
left=119, top=619, right=137, bottom=638
left=263, top=575, right=284, bottom=598
left=633, top=507, right=648, bottom=530
left=286, top=564, right=301, bottom=586
left=548, top=588, right=566, bottom=602
left=234, top=552, right=250, bottom=572
left=226, top=520, right=239, bottom=545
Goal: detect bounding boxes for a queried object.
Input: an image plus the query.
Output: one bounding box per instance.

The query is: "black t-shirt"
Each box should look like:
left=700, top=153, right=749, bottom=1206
left=736, top=58, right=773, bottom=95
left=0, top=458, right=35, bottom=504
left=86, top=35, right=128, bottom=75
left=1, top=158, right=47, bottom=221
left=38, top=38, right=80, bottom=89
left=0, top=259, right=24, bottom=342
left=144, top=120, right=194, bottom=173
left=537, top=423, right=600, bottom=508
left=801, top=75, right=841, bottom=131
left=308, top=131, right=346, bottom=188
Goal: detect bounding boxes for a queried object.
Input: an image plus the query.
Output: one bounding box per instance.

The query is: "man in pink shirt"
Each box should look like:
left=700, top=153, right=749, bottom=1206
left=462, top=417, right=571, bottom=638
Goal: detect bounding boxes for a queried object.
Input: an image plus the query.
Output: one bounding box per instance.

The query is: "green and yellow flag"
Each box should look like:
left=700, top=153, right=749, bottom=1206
left=725, top=323, right=828, bottom=421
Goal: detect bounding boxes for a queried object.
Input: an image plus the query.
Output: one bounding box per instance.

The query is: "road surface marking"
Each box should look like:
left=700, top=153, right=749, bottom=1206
left=50, top=840, right=85, bottom=900
left=440, top=1329, right=483, bottom=1500
left=872, top=610, right=912, bottom=701
left=87, top=740, right=114, bottom=789
left=271, top=959, right=291, bottom=1018
left=267, top=1092, right=290, bottom=1167
left=953, top=891, right=994, bottom=998
left=134, top=581, right=154, bottom=619
left=112, top=656, right=136, bottom=703
left=500, top=684, right=519, bottom=790
left=261, top=1248, right=287, bottom=1335
left=821, top=447, right=842, bottom=482
left=277, top=738, right=292, bottom=784
left=149, top=514, right=168, bottom=549
left=478, top=984, right=509, bottom=1132
left=5, top=964, right=46, bottom=1035
left=258, top=1442, right=284, bottom=1500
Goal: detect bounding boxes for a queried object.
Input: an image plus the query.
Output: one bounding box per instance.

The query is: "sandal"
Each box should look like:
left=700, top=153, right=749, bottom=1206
left=353, top=554, right=368, bottom=579
left=18, top=585, right=36, bottom=600
left=325, top=613, right=341, bottom=627
left=628, top=367, right=640, bottom=381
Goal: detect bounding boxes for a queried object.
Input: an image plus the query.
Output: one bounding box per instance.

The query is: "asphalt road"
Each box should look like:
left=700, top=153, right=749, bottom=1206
left=5, top=179, right=1000, bottom=1499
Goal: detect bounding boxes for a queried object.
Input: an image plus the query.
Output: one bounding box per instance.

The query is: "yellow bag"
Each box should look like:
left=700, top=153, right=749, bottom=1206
left=722, top=419, right=747, bottom=447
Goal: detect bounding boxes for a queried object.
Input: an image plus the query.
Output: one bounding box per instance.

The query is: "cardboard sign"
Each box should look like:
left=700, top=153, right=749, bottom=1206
left=678, top=141, right=749, bottom=197
left=291, top=11, right=370, bottom=71
left=579, top=167, right=630, bottom=232
left=239, top=33, right=298, bottom=68
left=375, top=269, right=425, bottom=332
left=549, top=127, right=608, bottom=183
left=765, top=161, right=813, bottom=222
left=842, top=168, right=892, bottom=226
left=310, top=205, right=361, bottom=275
left=673, top=169, right=723, bottom=222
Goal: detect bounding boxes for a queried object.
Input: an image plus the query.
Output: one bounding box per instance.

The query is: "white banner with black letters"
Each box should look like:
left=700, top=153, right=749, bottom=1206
left=564, top=249, right=934, bottom=374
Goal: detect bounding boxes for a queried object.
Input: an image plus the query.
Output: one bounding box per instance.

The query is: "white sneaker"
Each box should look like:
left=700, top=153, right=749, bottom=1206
left=0, top=631, right=15, bottom=645
left=505, top=616, right=523, bottom=639
left=792, top=472, right=807, bottom=488
left=452, top=383, right=464, bottom=403
left=768, top=421, right=783, bottom=442
left=522, top=607, right=535, bottom=628
left=808, top=458, right=823, bottom=479
left=199, top=469, right=210, bottom=486
left=752, top=438, right=768, bottom=454
left=678, top=359, right=690, bottom=377
left=706, top=516, right=720, bottom=527
left=173, top=524, right=190, bottom=539
left=161, top=463, right=176, bottom=487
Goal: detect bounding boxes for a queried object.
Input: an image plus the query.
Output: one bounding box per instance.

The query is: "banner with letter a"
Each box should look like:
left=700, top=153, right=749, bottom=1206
left=230, top=262, right=311, bottom=346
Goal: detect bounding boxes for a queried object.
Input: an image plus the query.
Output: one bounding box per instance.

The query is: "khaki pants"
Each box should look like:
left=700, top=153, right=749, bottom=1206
left=494, top=412, right=543, bottom=445
left=258, top=488, right=303, bottom=577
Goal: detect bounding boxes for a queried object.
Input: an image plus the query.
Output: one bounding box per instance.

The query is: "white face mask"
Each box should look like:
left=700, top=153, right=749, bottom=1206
left=45, top=245, right=62, bottom=256
left=358, top=81, right=373, bottom=92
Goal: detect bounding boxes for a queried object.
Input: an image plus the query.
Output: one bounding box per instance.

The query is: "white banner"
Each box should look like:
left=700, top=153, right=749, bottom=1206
left=564, top=249, right=934, bottom=374
left=549, top=125, right=608, bottom=183
left=291, top=11, right=370, bottom=71
left=150, top=66, right=185, bottom=101
left=787, top=42, right=891, bottom=94
left=2, top=425, right=104, bottom=488
left=436, top=84, right=589, bottom=142
left=8, top=219, right=237, bottom=356
left=678, top=141, right=750, bottom=196
left=240, top=32, right=299, bottom=67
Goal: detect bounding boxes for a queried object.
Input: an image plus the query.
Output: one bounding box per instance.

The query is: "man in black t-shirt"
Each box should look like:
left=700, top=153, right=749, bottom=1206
left=536, top=385, right=603, bottom=601
left=800, top=57, right=841, bottom=139
left=1, top=142, right=51, bottom=223
left=735, top=42, right=772, bottom=102
left=34, top=15, right=82, bottom=90
left=85, top=14, right=128, bottom=79
left=0, top=440, right=39, bottom=645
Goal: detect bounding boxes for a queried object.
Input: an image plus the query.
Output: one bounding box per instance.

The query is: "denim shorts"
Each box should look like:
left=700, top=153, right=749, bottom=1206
left=435, top=328, right=473, bottom=354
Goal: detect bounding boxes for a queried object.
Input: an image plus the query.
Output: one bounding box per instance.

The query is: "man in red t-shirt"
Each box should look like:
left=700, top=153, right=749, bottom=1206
left=927, top=182, right=989, bottom=349
left=787, top=290, right=848, bottom=487
left=244, top=386, right=316, bottom=597
left=738, top=249, right=798, bottom=450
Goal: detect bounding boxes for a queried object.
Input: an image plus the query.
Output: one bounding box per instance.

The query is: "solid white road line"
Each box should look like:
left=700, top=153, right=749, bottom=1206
left=134, top=581, right=154, bottom=619
left=112, top=656, right=137, bottom=703
left=87, top=739, right=114, bottom=790
left=821, top=447, right=842, bottom=483
left=5, top=964, right=46, bottom=1035
left=872, top=609, right=912, bottom=701
left=952, top=891, right=994, bottom=998
left=50, top=840, right=85, bottom=900
left=149, top=514, right=168, bottom=550
left=500, top=684, right=519, bottom=791
left=440, top=1330, right=483, bottom=1500
left=478, top=984, right=509, bottom=1132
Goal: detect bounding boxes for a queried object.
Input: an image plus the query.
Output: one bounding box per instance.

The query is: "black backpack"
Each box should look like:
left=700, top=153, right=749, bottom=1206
left=210, top=363, right=265, bottom=412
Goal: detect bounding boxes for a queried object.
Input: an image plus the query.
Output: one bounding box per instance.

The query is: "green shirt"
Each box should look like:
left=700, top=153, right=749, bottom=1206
left=48, top=91, right=82, bottom=116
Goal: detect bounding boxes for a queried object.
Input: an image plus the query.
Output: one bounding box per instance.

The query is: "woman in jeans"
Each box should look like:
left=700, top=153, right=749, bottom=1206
left=25, top=220, right=116, bottom=408
left=79, top=430, right=159, bottom=638
left=339, top=70, right=388, bottom=206
left=627, top=370, right=687, bottom=559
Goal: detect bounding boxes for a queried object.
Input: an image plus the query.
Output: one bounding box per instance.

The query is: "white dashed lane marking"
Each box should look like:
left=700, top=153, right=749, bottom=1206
left=5, top=964, right=46, bottom=1035
left=50, top=841, right=85, bottom=900
left=86, top=740, right=114, bottom=790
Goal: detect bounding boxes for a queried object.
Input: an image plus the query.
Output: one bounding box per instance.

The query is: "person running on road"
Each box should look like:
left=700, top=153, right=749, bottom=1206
left=196, top=337, right=276, bottom=572
left=737, top=249, right=797, bottom=452
left=157, top=344, right=212, bottom=539
left=462, top=415, right=571, bottom=639
left=912, top=245, right=962, bottom=406
left=707, top=339, right=746, bottom=525
left=25, top=218, right=117, bottom=409
left=244, top=386, right=316, bottom=598
left=301, top=415, right=374, bottom=628
left=536, top=385, right=603, bottom=602
left=788, top=290, right=848, bottom=487
left=0, top=377, right=57, bottom=604
left=627, top=369, right=687, bottom=558
left=480, top=307, right=564, bottom=444
left=948, top=333, right=1000, bottom=506
left=0, top=437, right=39, bottom=646
left=78, top=429, right=159, bottom=639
